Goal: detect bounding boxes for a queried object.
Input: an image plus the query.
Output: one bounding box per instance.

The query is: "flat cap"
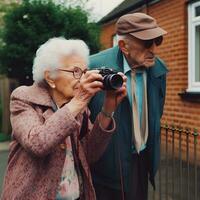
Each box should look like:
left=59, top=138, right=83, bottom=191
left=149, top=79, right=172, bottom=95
left=116, top=12, right=167, bottom=40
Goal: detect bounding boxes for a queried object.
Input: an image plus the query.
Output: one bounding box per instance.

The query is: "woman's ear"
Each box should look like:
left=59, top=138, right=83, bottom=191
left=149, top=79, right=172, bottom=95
left=118, top=40, right=129, bottom=56
left=44, top=70, right=56, bottom=89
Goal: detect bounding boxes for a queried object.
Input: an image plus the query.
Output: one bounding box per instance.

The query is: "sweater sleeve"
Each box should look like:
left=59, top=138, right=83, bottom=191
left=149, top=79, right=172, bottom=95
left=10, top=94, right=80, bottom=157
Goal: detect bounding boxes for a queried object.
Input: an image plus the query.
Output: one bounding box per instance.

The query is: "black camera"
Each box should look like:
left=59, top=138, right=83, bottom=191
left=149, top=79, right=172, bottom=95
left=99, top=68, right=123, bottom=90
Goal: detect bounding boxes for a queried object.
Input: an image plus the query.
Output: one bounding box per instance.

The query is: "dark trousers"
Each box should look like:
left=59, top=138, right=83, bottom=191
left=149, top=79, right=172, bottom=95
left=94, top=149, right=148, bottom=200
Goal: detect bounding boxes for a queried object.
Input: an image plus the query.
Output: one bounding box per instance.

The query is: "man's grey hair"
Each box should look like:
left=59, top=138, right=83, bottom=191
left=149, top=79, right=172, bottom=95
left=116, top=34, right=128, bottom=42
left=32, top=37, right=89, bottom=83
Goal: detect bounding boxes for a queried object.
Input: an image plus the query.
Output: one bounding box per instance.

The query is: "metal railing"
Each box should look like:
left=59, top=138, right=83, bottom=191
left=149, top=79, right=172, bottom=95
left=149, top=125, right=200, bottom=200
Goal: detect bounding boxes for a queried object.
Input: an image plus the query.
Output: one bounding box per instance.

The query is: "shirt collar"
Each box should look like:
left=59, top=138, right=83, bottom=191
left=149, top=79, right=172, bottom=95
left=123, top=55, right=145, bottom=74
left=123, top=55, right=131, bottom=74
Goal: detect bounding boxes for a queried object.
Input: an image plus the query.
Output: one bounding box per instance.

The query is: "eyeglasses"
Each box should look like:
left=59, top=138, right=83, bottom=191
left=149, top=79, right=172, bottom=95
left=144, top=36, right=163, bottom=49
left=57, top=66, right=87, bottom=79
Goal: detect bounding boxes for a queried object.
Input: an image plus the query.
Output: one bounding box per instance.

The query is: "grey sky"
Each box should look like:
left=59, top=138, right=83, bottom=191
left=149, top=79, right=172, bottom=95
left=86, top=0, right=124, bottom=21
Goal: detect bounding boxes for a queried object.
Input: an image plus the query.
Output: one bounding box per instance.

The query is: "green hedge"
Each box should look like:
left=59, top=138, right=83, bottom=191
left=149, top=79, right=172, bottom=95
left=0, top=132, right=11, bottom=142
left=0, top=0, right=100, bottom=85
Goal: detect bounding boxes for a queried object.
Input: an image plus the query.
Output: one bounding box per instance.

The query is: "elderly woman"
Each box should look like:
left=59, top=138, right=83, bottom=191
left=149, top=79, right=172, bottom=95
left=1, top=37, right=127, bottom=200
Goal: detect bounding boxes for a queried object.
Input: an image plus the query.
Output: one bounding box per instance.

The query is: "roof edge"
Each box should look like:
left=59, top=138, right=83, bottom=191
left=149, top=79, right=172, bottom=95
left=98, top=0, right=160, bottom=25
left=98, top=0, right=145, bottom=24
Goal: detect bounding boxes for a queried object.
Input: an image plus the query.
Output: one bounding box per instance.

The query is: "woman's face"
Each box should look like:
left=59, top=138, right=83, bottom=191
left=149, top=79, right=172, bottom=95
left=51, top=54, right=87, bottom=103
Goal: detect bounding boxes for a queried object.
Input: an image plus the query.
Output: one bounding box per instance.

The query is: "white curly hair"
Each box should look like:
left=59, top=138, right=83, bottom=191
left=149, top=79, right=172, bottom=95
left=32, top=37, right=90, bottom=83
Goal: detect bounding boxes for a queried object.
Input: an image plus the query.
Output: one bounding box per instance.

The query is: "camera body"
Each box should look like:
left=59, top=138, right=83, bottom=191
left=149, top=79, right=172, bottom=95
left=98, top=68, right=123, bottom=90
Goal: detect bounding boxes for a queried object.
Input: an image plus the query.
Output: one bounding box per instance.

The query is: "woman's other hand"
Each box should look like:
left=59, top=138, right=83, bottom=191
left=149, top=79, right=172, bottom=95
left=98, top=72, right=127, bottom=130
left=103, top=72, right=127, bottom=113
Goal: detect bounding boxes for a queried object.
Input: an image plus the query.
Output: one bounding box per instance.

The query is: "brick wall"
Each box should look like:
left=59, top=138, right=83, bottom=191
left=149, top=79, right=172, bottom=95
left=100, top=21, right=116, bottom=49
left=100, top=0, right=200, bottom=131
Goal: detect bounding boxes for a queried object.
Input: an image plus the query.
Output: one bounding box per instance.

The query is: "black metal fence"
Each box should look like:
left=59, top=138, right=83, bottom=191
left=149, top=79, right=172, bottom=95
left=149, top=125, right=200, bottom=200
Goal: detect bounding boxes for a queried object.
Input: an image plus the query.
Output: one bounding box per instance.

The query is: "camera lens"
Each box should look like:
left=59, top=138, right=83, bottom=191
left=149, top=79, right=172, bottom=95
left=103, top=74, right=123, bottom=90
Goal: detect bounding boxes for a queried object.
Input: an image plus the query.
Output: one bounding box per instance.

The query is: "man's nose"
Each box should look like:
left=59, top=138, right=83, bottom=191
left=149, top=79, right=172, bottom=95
left=148, top=42, right=156, bottom=52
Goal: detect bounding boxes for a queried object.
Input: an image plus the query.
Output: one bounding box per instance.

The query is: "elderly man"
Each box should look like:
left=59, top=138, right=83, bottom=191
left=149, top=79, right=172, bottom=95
left=89, top=12, right=168, bottom=200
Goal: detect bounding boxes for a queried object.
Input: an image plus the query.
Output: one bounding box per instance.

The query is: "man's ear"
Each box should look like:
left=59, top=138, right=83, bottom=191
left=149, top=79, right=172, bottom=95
left=118, top=40, right=129, bottom=56
left=44, top=70, right=56, bottom=89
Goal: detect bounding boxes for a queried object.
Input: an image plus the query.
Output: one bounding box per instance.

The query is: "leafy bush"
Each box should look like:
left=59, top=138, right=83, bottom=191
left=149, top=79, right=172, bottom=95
left=0, top=0, right=100, bottom=84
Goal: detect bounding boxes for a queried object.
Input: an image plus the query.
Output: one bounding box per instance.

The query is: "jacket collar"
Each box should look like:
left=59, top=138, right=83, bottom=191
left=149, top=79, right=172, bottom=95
left=20, top=83, right=54, bottom=108
left=116, top=47, right=124, bottom=72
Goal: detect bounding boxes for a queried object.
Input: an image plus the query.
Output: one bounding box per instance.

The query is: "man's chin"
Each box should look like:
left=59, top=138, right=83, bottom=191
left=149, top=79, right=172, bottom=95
left=144, top=59, right=155, bottom=68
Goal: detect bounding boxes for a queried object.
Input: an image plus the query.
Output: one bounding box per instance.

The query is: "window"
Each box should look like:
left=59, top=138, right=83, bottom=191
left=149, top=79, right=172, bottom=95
left=112, top=34, right=117, bottom=47
left=188, top=2, right=200, bottom=92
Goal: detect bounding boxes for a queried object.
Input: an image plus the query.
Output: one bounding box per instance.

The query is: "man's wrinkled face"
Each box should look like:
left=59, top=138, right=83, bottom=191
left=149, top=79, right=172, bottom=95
left=121, top=35, right=163, bottom=68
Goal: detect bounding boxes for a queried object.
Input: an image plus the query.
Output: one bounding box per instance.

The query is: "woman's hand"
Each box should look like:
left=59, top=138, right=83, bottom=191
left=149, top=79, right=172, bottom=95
left=67, top=70, right=103, bottom=116
left=102, top=72, right=127, bottom=114
left=75, top=70, right=103, bottom=103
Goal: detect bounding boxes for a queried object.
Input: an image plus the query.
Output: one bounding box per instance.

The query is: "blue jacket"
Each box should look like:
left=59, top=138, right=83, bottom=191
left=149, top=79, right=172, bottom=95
left=89, top=46, right=168, bottom=191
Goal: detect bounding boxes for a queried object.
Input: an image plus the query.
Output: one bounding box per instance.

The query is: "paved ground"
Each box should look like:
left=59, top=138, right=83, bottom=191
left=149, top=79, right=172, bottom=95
left=0, top=141, right=9, bottom=152
left=149, top=153, right=200, bottom=200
